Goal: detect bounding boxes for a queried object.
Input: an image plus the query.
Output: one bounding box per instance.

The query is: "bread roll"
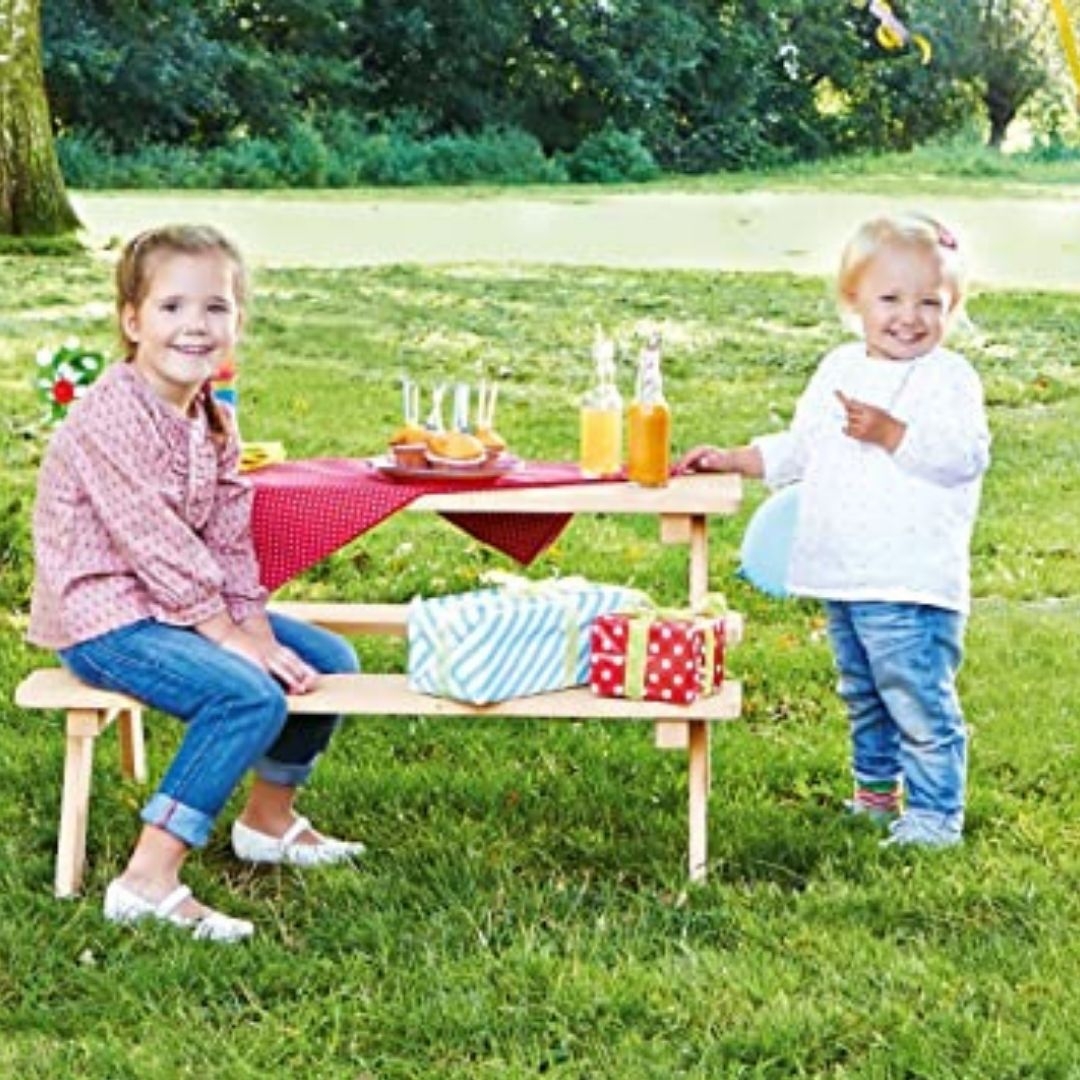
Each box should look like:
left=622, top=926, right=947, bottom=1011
left=428, top=430, right=485, bottom=463
left=476, top=426, right=506, bottom=453
left=390, top=422, right=429, bottom=447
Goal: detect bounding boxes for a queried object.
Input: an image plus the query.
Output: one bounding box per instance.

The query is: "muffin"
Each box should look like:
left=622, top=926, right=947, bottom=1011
left=427, top=430, right=486, bottom=467
left=476, top=425, right=507, bottom=464
left=389, top=422, right=430, bottom=469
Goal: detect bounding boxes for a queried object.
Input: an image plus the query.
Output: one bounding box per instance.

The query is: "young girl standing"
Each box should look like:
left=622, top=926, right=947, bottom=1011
left=679, top=213, right=991, bottom=848
left=29, top=225, right=363, bottom=941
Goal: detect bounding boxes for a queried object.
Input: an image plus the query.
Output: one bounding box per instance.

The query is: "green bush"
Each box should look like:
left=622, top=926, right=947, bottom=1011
left=57, top=117, right=1080, bottom=193
left=277, top=120, right=332, bottom=187
left=57, top=121, right=575, bottom=189
left=55, top=131, right=119, bottom=189
left=353, top=132, right=433, bottom=186
left=563, top=126, right=659, bottom=183
left=425, top=127, right=564, bottom=185
left=58, top=135, right=220, bottom=189
left=207, top=137, right=286, bottom=189
left=317, top=111, right=375, bottom=186
left=130, top=144, right=216, bottom=189
left=1024, top=135, right=1080, bottom=164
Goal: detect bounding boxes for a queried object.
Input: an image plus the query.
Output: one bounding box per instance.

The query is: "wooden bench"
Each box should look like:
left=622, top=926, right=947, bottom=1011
left=15, top=602, right=743, bottom=897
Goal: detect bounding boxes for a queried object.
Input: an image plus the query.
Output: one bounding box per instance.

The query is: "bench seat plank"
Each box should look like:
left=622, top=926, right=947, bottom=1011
left=17, top=667, right=740, bottom=722
left=267, top=601, right=409, bottom=636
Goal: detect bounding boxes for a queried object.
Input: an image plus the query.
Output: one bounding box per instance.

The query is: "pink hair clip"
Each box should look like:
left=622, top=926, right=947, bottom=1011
left=911, top=213, right=958, bottom=251
left=936, top=224, right=958, bottom=250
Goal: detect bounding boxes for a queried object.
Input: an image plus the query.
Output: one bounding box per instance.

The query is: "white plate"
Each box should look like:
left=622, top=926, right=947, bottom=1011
left=371, top=454, right=521, bottom=482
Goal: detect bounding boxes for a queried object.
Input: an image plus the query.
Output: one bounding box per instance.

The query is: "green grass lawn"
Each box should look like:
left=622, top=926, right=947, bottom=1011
left=2, top=229, right=1080, bottom=1076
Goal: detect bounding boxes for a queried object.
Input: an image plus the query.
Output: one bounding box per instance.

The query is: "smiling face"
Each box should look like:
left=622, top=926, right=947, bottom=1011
left=122, top=250, right=243, bottom=411
left=848, top=241, right=953, bottom=362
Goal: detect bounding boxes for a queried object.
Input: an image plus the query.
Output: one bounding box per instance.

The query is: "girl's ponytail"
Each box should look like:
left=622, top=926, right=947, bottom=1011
left=201, top=381, right=232, bottom=448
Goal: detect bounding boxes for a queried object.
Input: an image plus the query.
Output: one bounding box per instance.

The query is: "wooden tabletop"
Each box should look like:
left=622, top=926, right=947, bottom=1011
left=407, top=471, right=743, bottom=516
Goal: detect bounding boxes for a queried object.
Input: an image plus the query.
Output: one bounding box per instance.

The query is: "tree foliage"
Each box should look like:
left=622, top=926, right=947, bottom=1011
left=39, top=0, right=1069, bottom=179
left=913, top=0, right=1056, bottom=149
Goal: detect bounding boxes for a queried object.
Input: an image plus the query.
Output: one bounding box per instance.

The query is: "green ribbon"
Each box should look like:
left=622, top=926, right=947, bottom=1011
left=698, top=622, right=716, bottom=694
left=623, top=615, right=651, bottom=701
left=558, top=598, right=579, bottom=686
left=617, top=594, right=726, bottom=700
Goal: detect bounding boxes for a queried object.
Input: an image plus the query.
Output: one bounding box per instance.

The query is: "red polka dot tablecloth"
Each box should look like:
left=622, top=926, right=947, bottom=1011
left=250, top=458, right=608, bottom=591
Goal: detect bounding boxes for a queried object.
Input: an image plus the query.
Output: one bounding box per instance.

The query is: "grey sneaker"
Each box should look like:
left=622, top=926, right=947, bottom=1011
left=880, top=810, right=963, bottom=849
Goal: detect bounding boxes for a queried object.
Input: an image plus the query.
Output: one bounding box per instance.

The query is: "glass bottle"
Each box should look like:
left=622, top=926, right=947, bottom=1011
left=579, top=329, right=623, bottom=477
left=627, top=332, right=670, bottom=487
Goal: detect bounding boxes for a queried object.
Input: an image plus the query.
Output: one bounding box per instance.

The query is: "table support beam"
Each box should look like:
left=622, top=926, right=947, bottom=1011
left=687, top=720, right=711, bottom=882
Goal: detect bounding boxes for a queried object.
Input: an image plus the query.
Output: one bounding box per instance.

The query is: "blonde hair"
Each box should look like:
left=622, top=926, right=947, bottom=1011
left=115, top=224, right=249, bottom=443
left=836, top=213, right=968, bottom=327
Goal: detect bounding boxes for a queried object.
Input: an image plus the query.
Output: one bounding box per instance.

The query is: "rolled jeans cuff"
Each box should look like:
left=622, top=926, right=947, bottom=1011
left=142, top=793, right=215, bottom=849
left=253, top=752, right=319, bottom=788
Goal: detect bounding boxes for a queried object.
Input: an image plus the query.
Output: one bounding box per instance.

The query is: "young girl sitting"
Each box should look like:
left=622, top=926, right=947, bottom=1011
left=679, top=213, right=991, bottom=848
left=28, top=225, right=363, bottom=941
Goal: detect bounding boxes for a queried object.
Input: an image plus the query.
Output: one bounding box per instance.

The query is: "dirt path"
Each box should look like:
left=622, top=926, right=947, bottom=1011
left=73, top=189, right=1079, bottom=291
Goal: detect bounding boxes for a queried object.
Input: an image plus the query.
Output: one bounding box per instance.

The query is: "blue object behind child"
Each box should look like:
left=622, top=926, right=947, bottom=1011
left=738, top=483, right=800, bottom=598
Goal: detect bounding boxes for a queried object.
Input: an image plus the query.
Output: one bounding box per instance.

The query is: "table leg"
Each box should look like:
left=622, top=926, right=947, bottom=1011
left=116, top=706, right=147, bottom=784
left=57, top=709, right=100, bottom=898
left=688, top=514, right=709, bottom=607
left=690, top=514, right=714, bottom=790
left=688, top=719, right=710, bottom=882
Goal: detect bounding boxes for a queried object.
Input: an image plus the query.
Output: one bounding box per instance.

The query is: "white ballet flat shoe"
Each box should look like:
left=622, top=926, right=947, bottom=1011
left=231, top=815, right=366, bottom=867
left=104, top=880, right=254, bottom=943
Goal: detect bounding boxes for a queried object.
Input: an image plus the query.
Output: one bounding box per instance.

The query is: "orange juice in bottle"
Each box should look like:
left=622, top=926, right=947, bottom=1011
left=627, top=333, right=670, bottom=487
left=579, top=329, right=623, bottom=476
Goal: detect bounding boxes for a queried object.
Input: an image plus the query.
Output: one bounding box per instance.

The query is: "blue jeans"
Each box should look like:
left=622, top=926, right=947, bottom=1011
left=59, top=614, right=359, bottom=849
left=824, top=601, right=967, bottom=830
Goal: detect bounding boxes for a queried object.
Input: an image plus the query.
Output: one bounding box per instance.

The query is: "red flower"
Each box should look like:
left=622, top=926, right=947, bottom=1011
left=52, top=379, right=76, bottom=405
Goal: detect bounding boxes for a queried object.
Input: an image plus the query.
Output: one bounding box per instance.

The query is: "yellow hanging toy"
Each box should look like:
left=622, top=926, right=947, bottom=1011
left=1048, top=0, right=1080, bottom=106
left=857, top=0, right=933, bottom=65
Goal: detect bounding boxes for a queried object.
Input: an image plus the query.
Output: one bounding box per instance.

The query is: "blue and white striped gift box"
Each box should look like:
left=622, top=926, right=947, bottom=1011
left=408, top=578, right=646, bottom=705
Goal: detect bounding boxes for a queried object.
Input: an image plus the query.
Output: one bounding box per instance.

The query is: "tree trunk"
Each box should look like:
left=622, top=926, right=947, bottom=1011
left=0, top=0, right=79, bottom=235
left=985, top=86, right=1016, bottom=150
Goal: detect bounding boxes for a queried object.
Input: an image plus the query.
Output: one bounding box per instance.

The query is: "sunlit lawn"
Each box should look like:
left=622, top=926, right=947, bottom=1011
left=2, top=240, right=1080, bottom=1076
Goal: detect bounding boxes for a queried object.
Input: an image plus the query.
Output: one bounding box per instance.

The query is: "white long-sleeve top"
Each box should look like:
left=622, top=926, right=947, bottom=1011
left=752, top=341, right=991, bottom=614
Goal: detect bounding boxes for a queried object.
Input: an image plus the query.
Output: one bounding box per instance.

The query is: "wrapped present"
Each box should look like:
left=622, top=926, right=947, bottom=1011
left=589, top=601, right=726, bottom=706
left=408, top=574, right=647, bottom=705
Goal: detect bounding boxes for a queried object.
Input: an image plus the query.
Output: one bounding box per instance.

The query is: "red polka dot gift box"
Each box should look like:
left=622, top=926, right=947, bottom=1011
left=589, top=605, right=726, bottom=706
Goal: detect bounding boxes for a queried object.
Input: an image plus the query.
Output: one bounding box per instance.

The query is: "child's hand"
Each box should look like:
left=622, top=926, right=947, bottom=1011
left=257, top=638, right=320, bottom=695
left=218, top=623, right=320, bottom=694
left=676, top=444, right=764, bottom=478
left=834, top=391, right=906, bottom=452
left=676, top=445, right=738, bottom=474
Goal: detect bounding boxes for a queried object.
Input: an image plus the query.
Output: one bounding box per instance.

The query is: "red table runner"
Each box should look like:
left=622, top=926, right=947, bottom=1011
left=250, top=458, right=609, bottom=590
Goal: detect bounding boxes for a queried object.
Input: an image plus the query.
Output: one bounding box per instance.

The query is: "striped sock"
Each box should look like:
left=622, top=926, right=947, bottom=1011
left=851, top=782, right=902, bottom=815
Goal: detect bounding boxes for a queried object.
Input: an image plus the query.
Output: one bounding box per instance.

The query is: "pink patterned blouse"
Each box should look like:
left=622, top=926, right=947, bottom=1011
left=28, top=362, right=267, bottom=650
